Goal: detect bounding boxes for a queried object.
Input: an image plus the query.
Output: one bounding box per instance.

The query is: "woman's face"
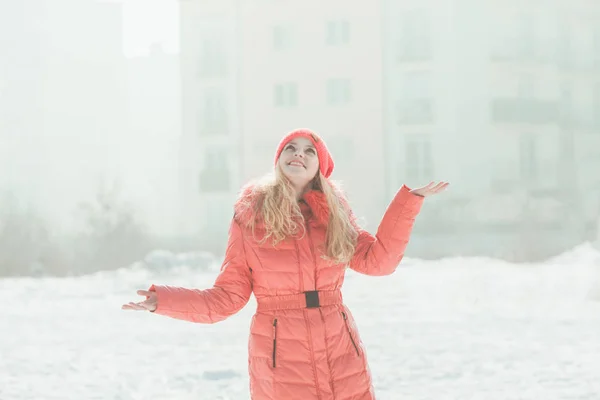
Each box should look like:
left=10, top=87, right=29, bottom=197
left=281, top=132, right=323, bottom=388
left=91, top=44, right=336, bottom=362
left=277, top=136, right=320, bottom=187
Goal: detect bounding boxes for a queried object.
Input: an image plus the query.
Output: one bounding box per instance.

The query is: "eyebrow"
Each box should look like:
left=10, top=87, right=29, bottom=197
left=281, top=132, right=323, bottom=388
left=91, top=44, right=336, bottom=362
left=288, top=141, right=315, bottom=149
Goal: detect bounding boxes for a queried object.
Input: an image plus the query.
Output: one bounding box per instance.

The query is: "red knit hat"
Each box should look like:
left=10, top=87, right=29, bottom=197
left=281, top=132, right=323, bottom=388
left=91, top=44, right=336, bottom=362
left=274, top=128, right=334, bottom=178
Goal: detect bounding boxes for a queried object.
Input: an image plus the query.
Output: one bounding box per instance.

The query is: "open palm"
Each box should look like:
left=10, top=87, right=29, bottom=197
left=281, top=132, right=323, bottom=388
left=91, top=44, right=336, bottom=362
left=410, top=181, right=449, bottom=197
left=121, top=290, right=157, bottom=312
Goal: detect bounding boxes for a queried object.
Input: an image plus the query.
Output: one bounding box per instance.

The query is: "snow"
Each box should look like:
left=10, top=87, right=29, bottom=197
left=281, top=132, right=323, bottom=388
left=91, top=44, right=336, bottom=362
left=2, top=244, right=600, bottom=400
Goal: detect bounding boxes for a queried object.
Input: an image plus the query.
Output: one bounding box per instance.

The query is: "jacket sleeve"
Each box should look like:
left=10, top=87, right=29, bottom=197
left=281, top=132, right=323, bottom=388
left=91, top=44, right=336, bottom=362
left=349, top=185, right=424, bottom=276
left=148, top=218, right=252, bottom=324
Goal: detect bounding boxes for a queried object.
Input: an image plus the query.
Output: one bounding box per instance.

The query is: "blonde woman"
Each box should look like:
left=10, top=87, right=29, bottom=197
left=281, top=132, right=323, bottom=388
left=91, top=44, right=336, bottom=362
left=123, top=128, right=448, bottom=399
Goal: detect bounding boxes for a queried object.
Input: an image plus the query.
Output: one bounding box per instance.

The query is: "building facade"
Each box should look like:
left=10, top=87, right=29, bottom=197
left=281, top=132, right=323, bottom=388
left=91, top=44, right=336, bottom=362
left=179, top=0, right=386, bottom=253
left=180, top=0, right=600, bottom=258
left=236, top=0, right=386, bottom=230
left=178, top=1, right=242, bottom=249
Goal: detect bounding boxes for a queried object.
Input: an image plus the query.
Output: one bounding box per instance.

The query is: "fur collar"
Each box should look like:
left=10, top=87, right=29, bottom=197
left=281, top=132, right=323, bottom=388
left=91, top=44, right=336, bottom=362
left=233, top=184, right=335, bottom=229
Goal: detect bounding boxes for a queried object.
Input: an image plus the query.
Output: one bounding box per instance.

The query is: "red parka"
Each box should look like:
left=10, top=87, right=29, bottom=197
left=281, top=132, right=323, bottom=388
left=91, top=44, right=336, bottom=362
left=150, top=184, right=423, bottom=399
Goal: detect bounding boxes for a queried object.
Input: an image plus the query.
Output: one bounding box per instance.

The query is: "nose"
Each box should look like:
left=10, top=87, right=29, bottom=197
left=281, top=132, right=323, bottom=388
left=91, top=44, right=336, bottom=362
left=294, top=149, right=304, bottom=158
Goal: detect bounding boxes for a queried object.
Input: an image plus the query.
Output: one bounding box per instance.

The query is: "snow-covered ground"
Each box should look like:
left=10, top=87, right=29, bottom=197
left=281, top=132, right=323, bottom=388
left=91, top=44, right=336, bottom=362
left=2, top=243, right=600, bottom=400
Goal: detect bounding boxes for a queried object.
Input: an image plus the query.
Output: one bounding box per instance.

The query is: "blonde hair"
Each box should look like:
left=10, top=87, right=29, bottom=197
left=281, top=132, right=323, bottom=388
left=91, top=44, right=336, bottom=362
left=242, top=165, right=359, bottom=264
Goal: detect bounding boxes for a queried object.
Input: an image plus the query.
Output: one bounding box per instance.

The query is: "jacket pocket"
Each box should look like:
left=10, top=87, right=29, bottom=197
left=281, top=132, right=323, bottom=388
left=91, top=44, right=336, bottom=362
left=272, top=318, right=278, bottom=368
left=341, top=311, right=360, bottom=356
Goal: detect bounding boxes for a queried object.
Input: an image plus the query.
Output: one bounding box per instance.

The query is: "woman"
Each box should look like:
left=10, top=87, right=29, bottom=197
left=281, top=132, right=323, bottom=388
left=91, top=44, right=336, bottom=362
left=122, top=128, right=448, bottom=399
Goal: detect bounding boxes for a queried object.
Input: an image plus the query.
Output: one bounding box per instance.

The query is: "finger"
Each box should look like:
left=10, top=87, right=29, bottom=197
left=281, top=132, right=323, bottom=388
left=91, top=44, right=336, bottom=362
left=137, top=290, right=152, bottom=297
left=122, top=304, right=144, bottom=311
left=431, top=182, right=448, bottom=192
left=125, top=302, right=147, bottom=311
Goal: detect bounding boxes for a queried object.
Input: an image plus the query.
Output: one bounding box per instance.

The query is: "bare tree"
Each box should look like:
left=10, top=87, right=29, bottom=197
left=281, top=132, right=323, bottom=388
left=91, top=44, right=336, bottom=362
left=72, top=180, right=154, bottom=274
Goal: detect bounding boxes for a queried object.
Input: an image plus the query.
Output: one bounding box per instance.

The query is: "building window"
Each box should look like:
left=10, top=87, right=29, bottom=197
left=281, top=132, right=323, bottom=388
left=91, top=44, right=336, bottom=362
left=515, top=13, right=535, bottom=59
left=594, top=27, right=600, bottom=68
left=326, top=79, right=351, bottom=105
left=326, top=20, right=350, bottom=46
left=397, top=9, right=431, bottom=61
left=273, top=25, right=292, bottom=51
left=517, top=74, right=535, bottom=99
left=519, top=133, right=538, bottom=183
left=199, top=148, right=231, bottom=193
left=397, top=71, right=433, bottom=124
left=557, top=22, right=572, bottom=68
left=198, top=36, right=227, bottom=78
left=274, top=82, right=298, bottom=107
left=199, top=87, right=227, bottom=135
left=559, top=82, right=574, bottom=126
left=490, top=13, right=514, bottom=60
left=491, top=99, right=558, bottom=125
left=405, top=135, right=433, bottom=182
left=492, top=12, right=539, bottom=61
left=593, top=84, right=600, bottom=128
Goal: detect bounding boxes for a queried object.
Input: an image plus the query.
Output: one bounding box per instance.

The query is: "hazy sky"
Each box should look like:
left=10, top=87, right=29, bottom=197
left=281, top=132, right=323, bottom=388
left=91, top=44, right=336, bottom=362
left=0, top=0, right=182, bottom=235
left=122, top=0, right=179, bottom=57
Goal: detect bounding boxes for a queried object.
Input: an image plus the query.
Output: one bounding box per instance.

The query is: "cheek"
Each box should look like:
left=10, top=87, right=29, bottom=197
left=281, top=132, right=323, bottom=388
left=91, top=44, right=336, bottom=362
left=308, top=157, right=320, bottom=172
left=277, top=155, right=288, bottom=167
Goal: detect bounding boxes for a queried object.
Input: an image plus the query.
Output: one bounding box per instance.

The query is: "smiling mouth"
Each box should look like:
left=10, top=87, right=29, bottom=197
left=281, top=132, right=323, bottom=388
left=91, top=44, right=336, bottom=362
left=288, top=161, right=305, bottom=168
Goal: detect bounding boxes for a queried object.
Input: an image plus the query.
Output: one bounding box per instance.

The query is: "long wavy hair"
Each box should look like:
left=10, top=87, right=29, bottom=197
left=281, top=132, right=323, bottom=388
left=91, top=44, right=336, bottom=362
left=242, top=164, right=359, bottom=264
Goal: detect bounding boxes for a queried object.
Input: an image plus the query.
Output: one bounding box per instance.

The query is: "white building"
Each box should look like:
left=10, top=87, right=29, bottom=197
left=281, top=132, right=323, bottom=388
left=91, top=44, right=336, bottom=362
left=177, top=1, right=241, bottom=250
left=383, top=1, right=600, bottom=243
left=179, top=0, right=386, bottom=252
left=179, top=0, right=600, bottom=257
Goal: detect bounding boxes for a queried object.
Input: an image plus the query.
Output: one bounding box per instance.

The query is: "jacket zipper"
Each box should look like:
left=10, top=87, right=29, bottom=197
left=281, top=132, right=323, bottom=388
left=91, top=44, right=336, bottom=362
left=272, top=318, right=278, bottom=368
left=297, top=222, right=323, bottom=399
left=306, top=222, right=318, bottom=287
left=341, top=311, right=360, bottom=356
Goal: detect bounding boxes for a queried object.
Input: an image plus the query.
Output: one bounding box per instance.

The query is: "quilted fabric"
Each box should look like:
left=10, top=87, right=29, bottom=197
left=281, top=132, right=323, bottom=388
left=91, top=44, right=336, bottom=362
left=149, top=184, right=424, bottom=399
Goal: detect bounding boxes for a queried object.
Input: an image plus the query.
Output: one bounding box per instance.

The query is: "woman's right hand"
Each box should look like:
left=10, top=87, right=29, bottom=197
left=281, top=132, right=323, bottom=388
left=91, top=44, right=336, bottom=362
left=121, top=290, right=157, bottom=312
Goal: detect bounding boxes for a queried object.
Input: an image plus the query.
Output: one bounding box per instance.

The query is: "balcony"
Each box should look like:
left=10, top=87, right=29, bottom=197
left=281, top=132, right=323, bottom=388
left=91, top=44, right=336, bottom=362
left=491, top=98, right=558, bottom=125
left=397, top=46, right=431, bottom=63
left=199, top=169, right=231, bottom=193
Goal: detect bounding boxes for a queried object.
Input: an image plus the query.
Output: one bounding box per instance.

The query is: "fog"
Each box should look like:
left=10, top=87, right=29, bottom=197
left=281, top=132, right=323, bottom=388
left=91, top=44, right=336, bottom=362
left=1, top=0, right=599, bottom=276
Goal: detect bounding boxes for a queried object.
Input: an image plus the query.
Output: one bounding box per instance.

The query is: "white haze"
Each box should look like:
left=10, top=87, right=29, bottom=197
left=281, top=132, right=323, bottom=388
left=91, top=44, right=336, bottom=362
left=1, top=1, right=600, bottom=398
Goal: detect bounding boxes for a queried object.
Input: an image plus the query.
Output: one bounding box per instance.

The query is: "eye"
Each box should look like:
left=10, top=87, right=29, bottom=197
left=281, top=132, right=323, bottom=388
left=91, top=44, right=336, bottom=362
left=306, top=148, right=316, bottom=155
left=285, top=144, right=296, bottom=151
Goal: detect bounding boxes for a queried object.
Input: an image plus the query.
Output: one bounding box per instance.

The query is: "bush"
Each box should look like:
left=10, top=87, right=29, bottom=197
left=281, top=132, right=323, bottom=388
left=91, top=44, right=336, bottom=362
left=0, top=181, right=155, bottom=277
left=71, top=181, right=155, bottom=274
left=0, top=193, right=67, bottom=276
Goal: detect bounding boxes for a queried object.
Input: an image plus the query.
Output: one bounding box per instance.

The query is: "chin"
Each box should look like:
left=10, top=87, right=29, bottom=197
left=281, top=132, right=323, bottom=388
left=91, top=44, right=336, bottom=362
left=283, top=172, right=310, bottom=186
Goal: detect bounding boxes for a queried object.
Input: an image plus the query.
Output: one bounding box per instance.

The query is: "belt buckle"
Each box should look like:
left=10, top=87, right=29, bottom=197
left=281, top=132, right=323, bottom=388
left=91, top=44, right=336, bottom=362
left=304, top=290, right=320, bottom=308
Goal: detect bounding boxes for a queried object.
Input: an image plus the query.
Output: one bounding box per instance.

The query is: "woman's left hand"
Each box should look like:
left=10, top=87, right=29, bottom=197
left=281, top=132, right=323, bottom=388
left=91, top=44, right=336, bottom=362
left=410, top=181, right=449, bottom=197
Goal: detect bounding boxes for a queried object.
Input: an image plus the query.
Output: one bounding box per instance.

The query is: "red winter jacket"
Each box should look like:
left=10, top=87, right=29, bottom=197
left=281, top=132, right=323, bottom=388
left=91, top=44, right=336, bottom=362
left=150, top=185, right=423, bottom=399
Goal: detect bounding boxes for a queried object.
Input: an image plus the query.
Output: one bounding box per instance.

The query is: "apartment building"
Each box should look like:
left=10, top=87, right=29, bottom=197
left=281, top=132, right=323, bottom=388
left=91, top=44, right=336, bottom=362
left=383, top=0, right=600, bottom=239
left=180, top=0, right=600, bottom=256
left=179, top=0, right=386, bottom=250
left=236, top=0, right=386, bottom=230
left=178, top=0, right=242, bottom=245
left=484, top=1, right=600, bottom=238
